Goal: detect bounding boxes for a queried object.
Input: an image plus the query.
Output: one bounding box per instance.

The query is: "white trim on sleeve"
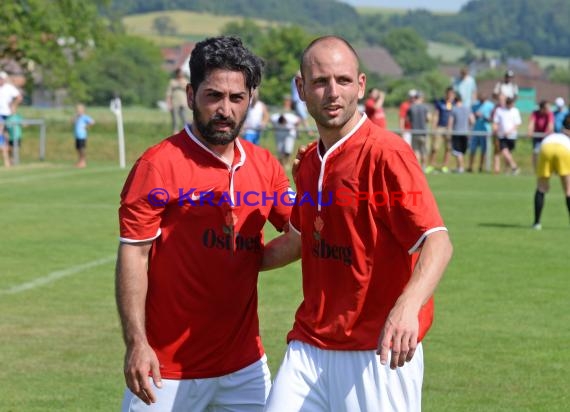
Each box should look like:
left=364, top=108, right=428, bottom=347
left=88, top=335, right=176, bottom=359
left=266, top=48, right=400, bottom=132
left=408, top=227, right=447, bottom=254
left=119, top=228, right=162, bottom=244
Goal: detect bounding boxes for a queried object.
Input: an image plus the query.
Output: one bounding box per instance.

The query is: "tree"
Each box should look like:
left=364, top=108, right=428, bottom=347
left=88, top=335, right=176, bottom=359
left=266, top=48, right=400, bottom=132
left=381, top=28, right=437, bottom=75
left=0, top=0, right=112, bottom=96
left=256, top=26, right=314, bottom=105
left=222, top=21, right=314, bottom=105
left=459, top=49, right=477, bottom=65
left=153, top=16, right=177, bottom=36
left=548, top=67, right=570, bottom=86
left=222, top=19, right=265, bottom=50
left=76, top=35, right=166, bottom=107
left=501, top=41, right=533, bottom=60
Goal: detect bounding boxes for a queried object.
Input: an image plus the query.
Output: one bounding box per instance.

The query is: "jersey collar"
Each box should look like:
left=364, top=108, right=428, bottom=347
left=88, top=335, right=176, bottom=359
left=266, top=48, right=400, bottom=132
left=314, top=114, right=367, bottom=213
left=184, top=124, right=246, bottom=170
left=317, top=113, right=368, bottom=162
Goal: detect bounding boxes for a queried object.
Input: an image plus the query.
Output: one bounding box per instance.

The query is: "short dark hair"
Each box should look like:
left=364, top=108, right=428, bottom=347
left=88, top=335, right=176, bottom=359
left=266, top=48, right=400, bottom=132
left=189, top=36, right=264, bottom=94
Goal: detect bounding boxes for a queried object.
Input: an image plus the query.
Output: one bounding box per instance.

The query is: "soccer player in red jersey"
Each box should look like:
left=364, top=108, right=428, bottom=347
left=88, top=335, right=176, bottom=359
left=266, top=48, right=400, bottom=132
left=262, top=36, right=453, bottom=411
left=116, top=36, right=292, bottom=411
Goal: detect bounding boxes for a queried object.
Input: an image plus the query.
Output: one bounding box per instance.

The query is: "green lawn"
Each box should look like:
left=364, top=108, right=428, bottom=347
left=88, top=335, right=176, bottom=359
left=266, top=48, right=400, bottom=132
left=1, top=109, right=569, bottom=411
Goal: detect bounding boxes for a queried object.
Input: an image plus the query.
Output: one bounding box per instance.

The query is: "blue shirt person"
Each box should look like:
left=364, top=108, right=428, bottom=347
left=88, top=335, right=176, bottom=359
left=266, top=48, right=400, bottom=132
left=73, top=104, right=94, bottom=167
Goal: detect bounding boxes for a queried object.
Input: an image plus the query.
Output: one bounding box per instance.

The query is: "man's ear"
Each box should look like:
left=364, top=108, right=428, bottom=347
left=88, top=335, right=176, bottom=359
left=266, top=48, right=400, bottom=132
left=358, top=73, right=366, bottom=100
left=295, top=75, right=305, bottom=102
left=186, top=84, right=194, bottom=110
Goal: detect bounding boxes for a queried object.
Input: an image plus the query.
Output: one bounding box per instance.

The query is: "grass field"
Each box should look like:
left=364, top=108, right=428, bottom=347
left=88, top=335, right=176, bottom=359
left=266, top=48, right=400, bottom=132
left=1, top=108, right=569, bottom=411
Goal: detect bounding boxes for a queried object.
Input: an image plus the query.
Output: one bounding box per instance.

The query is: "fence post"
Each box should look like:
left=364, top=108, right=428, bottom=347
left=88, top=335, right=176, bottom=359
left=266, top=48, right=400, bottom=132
left=39, top=121, right=46, bottom=161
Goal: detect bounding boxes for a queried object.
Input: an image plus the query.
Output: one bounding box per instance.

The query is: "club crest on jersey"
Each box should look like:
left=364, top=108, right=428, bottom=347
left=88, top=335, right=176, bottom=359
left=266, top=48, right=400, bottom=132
left=313, top=215, right=324, bottom=241
left=311, top=215, right=352, bottom=265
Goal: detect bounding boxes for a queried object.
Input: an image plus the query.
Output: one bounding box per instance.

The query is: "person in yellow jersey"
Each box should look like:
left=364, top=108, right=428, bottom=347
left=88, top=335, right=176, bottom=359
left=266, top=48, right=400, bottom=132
left=532, top=113, right=570, bottom=230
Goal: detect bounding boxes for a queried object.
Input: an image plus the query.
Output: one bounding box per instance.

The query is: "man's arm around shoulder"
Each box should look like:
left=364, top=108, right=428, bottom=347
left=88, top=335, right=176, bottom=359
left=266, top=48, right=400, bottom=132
left=261, top=226, right=301, bottom=271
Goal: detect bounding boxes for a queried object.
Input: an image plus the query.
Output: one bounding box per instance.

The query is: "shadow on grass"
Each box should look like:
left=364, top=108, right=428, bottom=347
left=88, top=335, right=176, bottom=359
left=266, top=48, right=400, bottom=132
left=478, top=222, right=530, bottom=229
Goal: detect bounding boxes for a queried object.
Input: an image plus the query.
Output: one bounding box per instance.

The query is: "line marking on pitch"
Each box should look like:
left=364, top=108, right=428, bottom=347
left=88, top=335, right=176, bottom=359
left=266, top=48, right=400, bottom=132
left=0, top=256, right=115, bottom=296
left=0, top=166, right=122, bottom=185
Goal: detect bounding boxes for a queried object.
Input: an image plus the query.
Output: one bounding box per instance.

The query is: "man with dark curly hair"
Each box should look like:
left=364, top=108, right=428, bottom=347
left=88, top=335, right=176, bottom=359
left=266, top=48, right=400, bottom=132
left=116, top=36, right=292, bottom=411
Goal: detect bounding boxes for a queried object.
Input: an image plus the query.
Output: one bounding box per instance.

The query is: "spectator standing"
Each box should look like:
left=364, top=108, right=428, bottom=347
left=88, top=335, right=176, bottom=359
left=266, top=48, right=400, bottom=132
left=494, top=70, right=519, bottom=101
left=448, top=96, right=474, bottom=173
left=6, top=110, right=23, bottom=165
left=491, top=93, right=506, bottom=173
left=270, top=95, right=300, bottom=168
left=453, top=67, right=477, bottom=108
left=468, top=93, right=495, bottom=172
left=242, top=88, right=269, bottom=145
left=399, top=89, right=417, bottom=145
left=553, top=97, right=569, bottom=133
left=0, top=71, right=22, bottom=168
left=364, top=87, right=387, bottom=128
left=291, top=70, right=313, bottom=136
left=407, top=91, right=430, bottom=170
left=72, top=104, right=95, bottom=168
left=493, top=97, right=521, bottom=174
left=528, top=100, right=554, bottom=171
left=165, top=68, right=189, bottom=133
left=427, top=86, right=455, bottom=173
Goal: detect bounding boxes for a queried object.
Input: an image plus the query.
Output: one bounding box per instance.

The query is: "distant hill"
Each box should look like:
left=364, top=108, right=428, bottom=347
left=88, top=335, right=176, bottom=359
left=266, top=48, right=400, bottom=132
left=386, top=0, right=570, bottom=57
left=112, top=0, right=570, bottom=59
left=109, top=0, right=360, bottom=30
left=122, top=11, right=275, bottom=46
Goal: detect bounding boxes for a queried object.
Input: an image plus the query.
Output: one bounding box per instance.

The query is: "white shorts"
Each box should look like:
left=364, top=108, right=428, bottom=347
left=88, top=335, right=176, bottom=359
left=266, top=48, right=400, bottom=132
left=122, top=355, right=271, bottom=412
left=275, top=133, right=296, bottom=156
left=402, top=131, right=412, bottom=146
left=265, top=341, right=423, bottom=412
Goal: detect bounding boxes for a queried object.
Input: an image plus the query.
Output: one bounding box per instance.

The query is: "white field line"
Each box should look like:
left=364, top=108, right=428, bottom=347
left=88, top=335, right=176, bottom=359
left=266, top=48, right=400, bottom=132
left=0, top=166, right=122, bottom=185
left=12, top=203, right=117, bottom=209
left=0, top=255, right=115, bottom=296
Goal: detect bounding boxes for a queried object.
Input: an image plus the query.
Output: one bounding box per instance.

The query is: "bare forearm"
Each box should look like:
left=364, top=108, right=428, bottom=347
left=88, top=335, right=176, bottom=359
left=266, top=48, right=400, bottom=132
left=398, top=230, right=453, bottom=310
left=261, top=230, right=301, bottom=271
left=115, top=242, right=152, bottom=345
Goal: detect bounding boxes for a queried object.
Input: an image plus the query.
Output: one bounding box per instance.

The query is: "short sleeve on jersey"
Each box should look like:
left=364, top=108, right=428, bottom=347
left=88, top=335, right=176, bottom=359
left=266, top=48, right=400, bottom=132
left=379, top=149, right=446, bottom=253
left=290, top=200, right=301, bottom=234
left=119, top=159, right=166, bottom=242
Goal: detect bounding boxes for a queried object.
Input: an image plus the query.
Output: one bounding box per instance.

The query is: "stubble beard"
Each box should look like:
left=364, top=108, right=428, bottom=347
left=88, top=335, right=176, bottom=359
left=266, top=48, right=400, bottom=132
left=193, top=104, right=246, bottom=146
left=309, top=103, right=355, bottom=131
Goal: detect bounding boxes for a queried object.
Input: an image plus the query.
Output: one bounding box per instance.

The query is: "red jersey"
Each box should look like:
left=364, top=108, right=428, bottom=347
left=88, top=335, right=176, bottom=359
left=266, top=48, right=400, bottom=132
left=399, top=101, right=412, bottom=129
left=530, top=110, right=554, bottom=133
left=364, top=98, right=387, bottom=128
left=289, top=116, right=446, bottom=350
left=119, top=127, right=291, bottom=378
